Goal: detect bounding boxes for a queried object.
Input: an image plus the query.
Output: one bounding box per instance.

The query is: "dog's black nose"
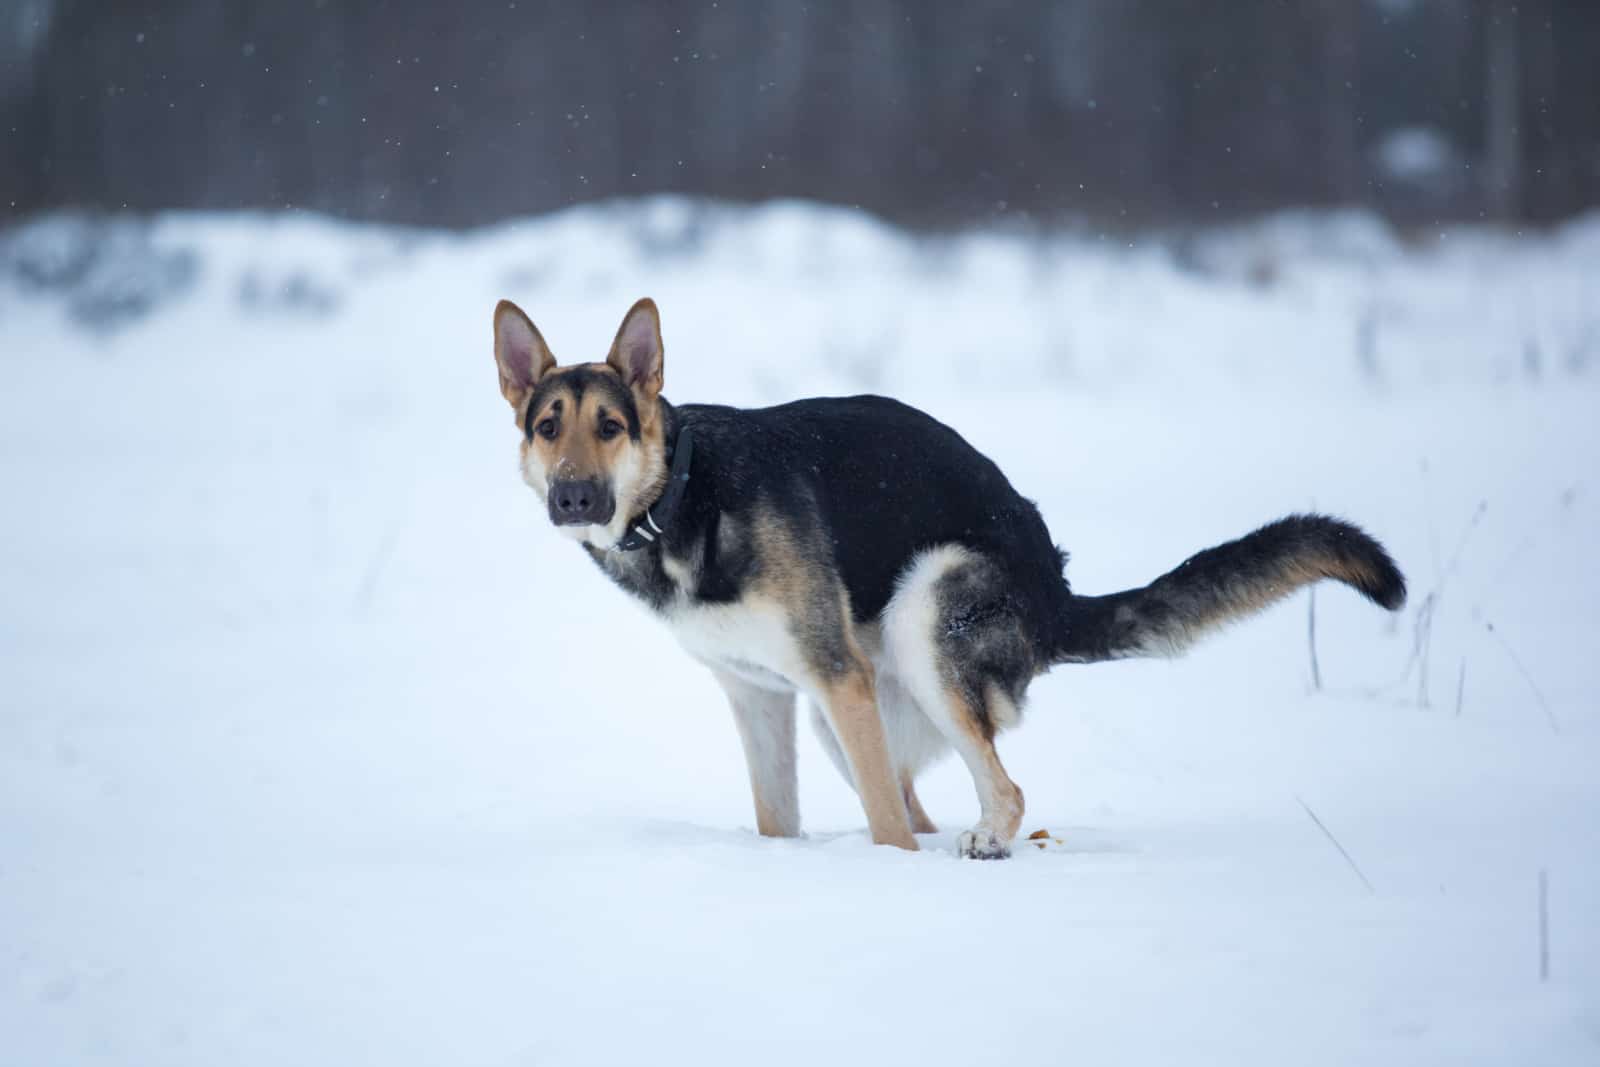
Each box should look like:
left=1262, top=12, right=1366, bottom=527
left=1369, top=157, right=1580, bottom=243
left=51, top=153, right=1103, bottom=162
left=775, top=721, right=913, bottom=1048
left=548, top=478, right=613, bottom=526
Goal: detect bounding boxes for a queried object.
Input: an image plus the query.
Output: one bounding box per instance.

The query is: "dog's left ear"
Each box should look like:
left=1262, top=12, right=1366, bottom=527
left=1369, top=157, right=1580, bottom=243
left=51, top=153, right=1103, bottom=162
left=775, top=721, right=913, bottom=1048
left=493, top=299, right=555, bottom=412
left=607, top=298, right=664, bottom=404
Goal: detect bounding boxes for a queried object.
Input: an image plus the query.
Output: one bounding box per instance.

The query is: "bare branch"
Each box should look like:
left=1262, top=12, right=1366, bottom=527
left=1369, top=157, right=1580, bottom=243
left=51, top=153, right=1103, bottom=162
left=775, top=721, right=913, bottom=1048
left=1307, top=585, right=1323, bottom=692
left=1296, top=795, right=1375, bottom=895
left=1539, top=868, right=1550, bottom=983
left=1486, top=621, right=1561, bottom=735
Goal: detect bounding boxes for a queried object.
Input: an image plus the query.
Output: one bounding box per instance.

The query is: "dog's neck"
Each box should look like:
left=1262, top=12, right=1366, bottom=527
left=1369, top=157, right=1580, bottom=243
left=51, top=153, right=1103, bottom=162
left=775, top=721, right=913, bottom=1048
left=612, top=400, right=693, bottom=553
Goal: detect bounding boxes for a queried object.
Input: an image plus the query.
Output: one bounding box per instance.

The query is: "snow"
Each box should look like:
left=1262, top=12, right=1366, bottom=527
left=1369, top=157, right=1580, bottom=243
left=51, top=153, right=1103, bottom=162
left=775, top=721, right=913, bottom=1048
left=1374, top=126, right=1463, bottom=186
left=2, top=199, right=1597, bottom=1065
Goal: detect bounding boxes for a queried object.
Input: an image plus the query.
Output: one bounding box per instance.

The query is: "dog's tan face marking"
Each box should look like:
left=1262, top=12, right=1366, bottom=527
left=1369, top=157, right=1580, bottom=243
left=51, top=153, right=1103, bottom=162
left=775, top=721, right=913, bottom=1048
left=493, top=298, right=670, bottom=547
left=521, top=371, right=631, bottom=481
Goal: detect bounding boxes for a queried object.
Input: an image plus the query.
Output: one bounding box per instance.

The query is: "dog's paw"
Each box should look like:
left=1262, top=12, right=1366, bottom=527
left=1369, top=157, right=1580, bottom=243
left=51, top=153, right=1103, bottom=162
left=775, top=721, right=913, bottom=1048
left=956, top=829, right=1011, bottom=860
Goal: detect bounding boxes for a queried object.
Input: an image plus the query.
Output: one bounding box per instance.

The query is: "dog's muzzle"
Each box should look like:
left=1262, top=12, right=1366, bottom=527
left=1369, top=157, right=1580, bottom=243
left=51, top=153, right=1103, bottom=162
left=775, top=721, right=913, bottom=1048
left=548, top=478, right=615, bottom=527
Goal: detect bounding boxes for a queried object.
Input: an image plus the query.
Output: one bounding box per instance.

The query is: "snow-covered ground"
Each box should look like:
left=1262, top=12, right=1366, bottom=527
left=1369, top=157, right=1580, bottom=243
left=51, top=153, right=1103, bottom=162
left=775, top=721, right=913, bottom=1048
left=2, top=200, right=1597, bottom=1065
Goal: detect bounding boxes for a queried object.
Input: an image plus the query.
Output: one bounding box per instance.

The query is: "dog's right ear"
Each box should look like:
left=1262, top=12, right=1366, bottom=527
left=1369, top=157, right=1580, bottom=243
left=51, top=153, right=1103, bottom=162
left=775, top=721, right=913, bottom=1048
left=493, top=299, right=556, bottom=413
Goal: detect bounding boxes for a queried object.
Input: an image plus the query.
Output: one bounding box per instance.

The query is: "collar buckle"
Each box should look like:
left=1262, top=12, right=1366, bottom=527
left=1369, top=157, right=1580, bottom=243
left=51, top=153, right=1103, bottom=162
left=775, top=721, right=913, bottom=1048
left=614, top=428, right=694, bottom=553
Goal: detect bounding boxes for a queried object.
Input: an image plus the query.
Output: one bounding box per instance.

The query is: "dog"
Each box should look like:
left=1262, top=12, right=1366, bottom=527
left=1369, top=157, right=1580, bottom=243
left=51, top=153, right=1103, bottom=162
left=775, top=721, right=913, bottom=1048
left=491, top=297, right=1406, bottom=858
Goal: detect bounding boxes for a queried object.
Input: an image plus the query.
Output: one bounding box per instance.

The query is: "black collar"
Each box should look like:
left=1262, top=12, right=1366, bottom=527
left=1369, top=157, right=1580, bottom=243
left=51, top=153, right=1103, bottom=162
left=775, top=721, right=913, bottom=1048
left=613, top=425, right=695, bottom=552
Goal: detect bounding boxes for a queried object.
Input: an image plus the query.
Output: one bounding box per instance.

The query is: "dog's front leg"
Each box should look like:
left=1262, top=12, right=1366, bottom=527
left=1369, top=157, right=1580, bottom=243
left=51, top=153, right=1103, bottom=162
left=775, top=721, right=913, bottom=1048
left=712, top=669, right=800, bottom=838
left=817, top=666, right=918, bottom=851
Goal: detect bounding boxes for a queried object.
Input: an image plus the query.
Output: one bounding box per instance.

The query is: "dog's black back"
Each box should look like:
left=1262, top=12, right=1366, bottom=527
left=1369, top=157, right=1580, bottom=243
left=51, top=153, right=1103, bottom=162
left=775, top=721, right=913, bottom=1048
left=613, top=395, right=1072, bottom=639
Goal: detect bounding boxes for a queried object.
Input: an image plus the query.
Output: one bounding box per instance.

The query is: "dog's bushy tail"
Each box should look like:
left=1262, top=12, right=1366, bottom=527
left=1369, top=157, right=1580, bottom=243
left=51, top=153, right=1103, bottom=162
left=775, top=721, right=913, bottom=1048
left=1053, top=514, right=1405, bottom=664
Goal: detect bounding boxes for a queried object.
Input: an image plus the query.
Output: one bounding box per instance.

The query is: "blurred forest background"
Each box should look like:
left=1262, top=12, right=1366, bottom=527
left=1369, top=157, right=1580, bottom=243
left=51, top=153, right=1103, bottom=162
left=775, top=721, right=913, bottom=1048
left=2, top=0, right=1597, bottom=230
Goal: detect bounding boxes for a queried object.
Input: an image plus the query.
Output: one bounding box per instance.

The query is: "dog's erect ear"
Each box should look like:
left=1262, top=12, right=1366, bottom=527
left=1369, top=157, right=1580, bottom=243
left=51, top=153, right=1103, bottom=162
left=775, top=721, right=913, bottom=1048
left=493, top=299, right=555, bottom=409
left=606, top=298, right=664, bottom=403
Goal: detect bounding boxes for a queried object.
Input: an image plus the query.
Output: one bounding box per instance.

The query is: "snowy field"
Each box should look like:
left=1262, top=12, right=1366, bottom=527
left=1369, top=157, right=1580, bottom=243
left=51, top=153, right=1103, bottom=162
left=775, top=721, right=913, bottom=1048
left=2, top=200, right=1598, bottom=1065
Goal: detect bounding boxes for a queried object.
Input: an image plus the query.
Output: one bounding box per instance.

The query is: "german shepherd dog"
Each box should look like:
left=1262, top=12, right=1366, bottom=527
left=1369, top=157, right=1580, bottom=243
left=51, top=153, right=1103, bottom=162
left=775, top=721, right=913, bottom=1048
left=491, top=298, right=1406, bottom=858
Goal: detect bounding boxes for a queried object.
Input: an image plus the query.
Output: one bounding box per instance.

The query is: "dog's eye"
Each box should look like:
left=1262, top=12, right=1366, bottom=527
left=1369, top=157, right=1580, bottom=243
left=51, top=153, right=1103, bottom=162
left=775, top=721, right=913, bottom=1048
left=598, top=419, right=624, bottom=441
left=535, top=418, right=559, bottom=440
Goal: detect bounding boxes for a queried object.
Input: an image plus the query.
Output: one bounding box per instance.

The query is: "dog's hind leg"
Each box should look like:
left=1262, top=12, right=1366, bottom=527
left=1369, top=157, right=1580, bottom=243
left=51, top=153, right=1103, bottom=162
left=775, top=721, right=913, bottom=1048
left=713, top=669, right=800, bottom=838
left=883, top=546, right=1035, bottom=859
left=900, top=774, right=938, bottom=835
left=918, top=684, right=1024, bottom=859
left=808, top=700, right=854, bottom=787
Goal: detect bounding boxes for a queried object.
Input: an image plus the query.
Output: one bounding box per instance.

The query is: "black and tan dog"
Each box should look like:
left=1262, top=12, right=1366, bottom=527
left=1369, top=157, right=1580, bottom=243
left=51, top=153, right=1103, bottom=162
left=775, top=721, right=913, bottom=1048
left=491, top=298, right=1406, bottom=858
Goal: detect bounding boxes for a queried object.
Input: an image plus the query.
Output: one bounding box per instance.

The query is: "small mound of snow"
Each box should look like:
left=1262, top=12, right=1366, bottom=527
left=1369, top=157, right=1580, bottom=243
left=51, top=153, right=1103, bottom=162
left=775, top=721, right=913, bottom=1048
left=1374, top=126, right=1464, bottom=188
left=2, top=214, right=198, bottom=330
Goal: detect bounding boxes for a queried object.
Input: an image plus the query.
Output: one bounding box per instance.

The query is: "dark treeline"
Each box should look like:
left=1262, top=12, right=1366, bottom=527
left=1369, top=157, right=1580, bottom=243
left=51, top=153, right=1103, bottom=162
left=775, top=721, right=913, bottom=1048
left=3, top=0, right=1597, bottom=230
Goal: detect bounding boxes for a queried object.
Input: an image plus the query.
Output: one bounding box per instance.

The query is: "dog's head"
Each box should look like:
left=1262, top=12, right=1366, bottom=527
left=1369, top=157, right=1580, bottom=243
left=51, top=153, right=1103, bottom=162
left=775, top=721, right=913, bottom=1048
left=492, top=298, right=669, bottom=549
